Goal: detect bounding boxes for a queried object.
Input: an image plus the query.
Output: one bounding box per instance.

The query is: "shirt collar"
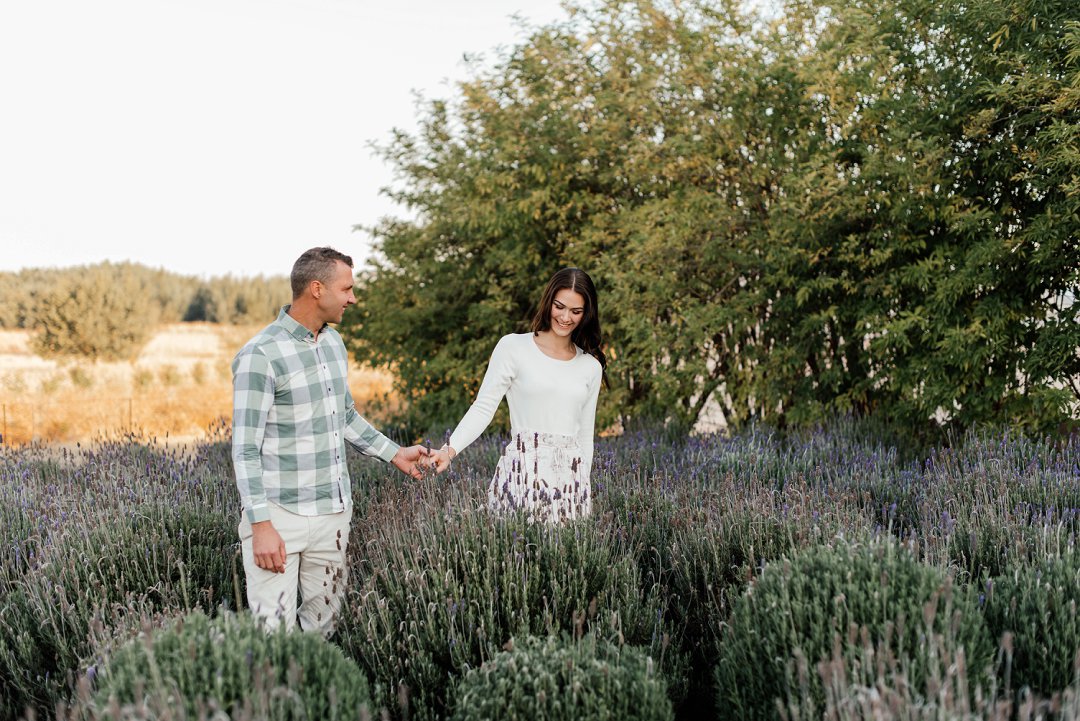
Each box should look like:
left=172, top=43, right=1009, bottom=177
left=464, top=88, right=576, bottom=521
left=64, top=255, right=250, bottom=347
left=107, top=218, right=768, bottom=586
left=277, top=305, right=327, bottom=342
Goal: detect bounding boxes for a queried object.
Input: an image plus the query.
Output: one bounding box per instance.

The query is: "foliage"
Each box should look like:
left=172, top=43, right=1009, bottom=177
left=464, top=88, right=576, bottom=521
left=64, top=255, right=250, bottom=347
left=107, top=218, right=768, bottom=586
left=757, top=0, right=1080, bottom=438
left=714, top=541, right=994, bottom=721
left=777, top=627, right=1070, bottom=721
left=983, top=551, right=1080, bottom=696
left=2, top=421, right=1080, bottom=720
left=334, top=473, right=674, bottom=721
left=0, top=442, right=242, bottom=719
left=92, top=610, right=373, bottom=720
left=30, top=262, right=162, bottom=361
left=0, top=263, right=288, bottom=340
left=344, top=0, right=1079, bottom=439
left=182, top=274, right=292, bottom=325
left=450, top=633, right=673, bottom=721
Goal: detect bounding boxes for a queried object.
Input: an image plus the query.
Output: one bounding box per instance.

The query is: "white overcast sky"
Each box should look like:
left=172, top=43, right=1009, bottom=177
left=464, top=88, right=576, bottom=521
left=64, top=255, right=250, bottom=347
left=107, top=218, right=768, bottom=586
left=0, top=0, right=568, bottom=278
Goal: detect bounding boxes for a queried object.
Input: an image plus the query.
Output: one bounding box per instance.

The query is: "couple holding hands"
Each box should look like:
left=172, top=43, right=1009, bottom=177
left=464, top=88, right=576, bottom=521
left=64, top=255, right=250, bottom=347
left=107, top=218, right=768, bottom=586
left=231, top=247, right=605, bottom=634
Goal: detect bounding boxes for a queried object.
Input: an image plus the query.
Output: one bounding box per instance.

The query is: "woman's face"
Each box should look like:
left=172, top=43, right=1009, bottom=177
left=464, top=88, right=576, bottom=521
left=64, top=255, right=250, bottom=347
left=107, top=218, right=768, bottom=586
left=549, top=288, right=586, bottom=338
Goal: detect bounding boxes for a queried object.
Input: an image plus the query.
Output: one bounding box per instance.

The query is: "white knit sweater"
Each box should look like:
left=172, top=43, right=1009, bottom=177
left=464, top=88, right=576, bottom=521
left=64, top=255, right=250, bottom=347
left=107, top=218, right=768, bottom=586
left=448, top=333, right=603, bottom=472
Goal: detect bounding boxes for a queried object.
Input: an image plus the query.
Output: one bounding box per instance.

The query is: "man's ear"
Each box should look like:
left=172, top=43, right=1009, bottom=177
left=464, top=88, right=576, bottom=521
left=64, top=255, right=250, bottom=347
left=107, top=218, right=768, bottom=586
left=311, top=280, right=322, bottom=298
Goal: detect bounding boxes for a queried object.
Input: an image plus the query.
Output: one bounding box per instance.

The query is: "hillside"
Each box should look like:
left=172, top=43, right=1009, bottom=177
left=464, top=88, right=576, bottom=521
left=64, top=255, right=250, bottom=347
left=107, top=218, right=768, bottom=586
left=0, top=323, right=393, bottom=444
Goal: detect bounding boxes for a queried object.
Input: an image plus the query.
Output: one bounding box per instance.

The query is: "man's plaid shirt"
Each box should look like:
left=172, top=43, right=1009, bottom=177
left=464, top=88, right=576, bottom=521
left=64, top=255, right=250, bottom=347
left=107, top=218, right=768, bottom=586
left=231, top=306, right=399, bottom=523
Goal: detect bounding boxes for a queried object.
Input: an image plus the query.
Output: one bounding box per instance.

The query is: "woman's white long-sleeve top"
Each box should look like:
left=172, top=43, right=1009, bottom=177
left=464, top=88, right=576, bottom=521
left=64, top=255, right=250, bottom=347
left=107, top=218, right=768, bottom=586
left=448, top=333, right=603, bottom=472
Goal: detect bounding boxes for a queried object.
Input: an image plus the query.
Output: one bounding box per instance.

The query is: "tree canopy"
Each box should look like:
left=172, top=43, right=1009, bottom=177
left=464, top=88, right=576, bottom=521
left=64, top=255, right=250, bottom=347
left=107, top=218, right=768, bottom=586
left=3, top=263, right=291, bottom=361
left=344, top=0, right=1080, bottom=440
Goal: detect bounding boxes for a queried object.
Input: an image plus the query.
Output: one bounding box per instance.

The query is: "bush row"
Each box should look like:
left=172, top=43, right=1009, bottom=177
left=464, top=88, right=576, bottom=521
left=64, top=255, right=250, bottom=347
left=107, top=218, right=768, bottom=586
left=2, top=425, right=1080, bottom=719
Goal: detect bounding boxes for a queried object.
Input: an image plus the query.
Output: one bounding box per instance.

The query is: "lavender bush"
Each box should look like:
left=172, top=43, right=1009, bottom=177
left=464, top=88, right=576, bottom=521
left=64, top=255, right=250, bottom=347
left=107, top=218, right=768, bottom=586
left=332, top=446, right=679, bottom=720
left=983, top=550, right=1080, bottom=696
left=450, top=633, right=673, bottom=721
left=92, top=610, right=372, bottom=719
left=714, top=540, right=994, bottom=721
left=0, top=436, right=241, bottom=718
left=1, top=420, right=1079, bottom=720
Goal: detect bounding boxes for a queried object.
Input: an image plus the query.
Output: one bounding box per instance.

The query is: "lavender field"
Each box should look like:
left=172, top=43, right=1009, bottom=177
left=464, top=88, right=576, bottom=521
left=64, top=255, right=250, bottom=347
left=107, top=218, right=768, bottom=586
left=3, top=421, right=1080, bottom=720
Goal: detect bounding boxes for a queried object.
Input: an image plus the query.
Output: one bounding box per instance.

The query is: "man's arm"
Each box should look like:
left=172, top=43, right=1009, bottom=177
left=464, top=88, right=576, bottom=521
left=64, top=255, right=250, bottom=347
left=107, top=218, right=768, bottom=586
left=343, top=383, right=429, bottom=479
left=232, top=345, right=286, bottom=573
left=232, top=345, right=275, bottom=523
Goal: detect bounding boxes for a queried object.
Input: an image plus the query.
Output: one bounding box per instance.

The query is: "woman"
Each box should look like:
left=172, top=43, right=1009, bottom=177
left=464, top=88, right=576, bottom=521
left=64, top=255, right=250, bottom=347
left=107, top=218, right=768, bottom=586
left=430, top=268, right=606, bottom=523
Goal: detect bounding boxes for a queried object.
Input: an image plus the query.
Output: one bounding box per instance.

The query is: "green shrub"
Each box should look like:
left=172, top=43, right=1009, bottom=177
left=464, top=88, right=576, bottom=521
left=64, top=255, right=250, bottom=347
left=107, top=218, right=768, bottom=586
left=0, top=503, right=240, bottom=717
left=68, top=367, right=94, bottom=389
left=450, top=633, right=673, bottom=721
left=132, top=367, right=154, bottom=389
left=599, top=440, right=883, bottom=717
left=84, top=504, right=242, bottom=611
left=94, top=610, right=373, bottom=719
left=157, top=364, right=181, bottom=386
left=30, top=262, right=160, bottom=361
left=778, top=627, right=1022, bottom=721
left=983, top=551, right=1080, bottom=695
left=336, top=491, right=673, bottom=721
left=601, top=482, right=741, bottom=714
left=715, top=541, right=994, bottom=721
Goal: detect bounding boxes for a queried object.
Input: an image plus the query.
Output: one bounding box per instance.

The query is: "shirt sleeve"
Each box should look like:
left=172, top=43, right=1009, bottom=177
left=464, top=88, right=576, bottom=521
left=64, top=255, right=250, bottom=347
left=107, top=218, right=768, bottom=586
left=344, top=383, right=400, bottom=463
left=448, top=335, right=517, bottom=455
left=231, top=345, right=275, bottom=523
left=576, top=360, right=602, bottom=475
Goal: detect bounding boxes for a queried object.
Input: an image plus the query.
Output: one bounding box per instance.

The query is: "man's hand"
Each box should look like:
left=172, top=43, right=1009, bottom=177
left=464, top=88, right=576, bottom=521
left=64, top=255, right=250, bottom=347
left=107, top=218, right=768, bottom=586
left=251, top=521, right=286, bottom=574
left=391, top=445, right=432, bottom=480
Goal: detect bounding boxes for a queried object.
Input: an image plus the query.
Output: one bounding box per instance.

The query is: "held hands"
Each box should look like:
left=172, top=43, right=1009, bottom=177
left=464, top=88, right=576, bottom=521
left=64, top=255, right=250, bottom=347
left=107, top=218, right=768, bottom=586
left=391, top=443, right=452, bottom=479
left=416, top=444, right=455, bottom=475
left=391, top=444, right=433, bottom=480
left=429, top=445, right=456, bottom=474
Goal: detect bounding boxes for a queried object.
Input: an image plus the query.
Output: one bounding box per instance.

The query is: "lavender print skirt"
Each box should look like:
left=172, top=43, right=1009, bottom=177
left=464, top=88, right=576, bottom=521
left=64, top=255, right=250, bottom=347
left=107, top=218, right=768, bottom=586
left=487, top=430, right=591, bottom=524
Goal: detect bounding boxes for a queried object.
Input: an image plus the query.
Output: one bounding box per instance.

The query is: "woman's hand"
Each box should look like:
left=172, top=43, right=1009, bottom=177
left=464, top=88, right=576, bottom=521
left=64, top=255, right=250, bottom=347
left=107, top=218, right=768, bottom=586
left=391, top=444, right=432, bottom=479
left=431, top=445, right=456, bottom=474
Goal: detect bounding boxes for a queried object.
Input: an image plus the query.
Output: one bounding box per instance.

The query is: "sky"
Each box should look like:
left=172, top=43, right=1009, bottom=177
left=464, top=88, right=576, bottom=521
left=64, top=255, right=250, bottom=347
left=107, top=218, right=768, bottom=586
left=0, top=0, right=569, bottom=278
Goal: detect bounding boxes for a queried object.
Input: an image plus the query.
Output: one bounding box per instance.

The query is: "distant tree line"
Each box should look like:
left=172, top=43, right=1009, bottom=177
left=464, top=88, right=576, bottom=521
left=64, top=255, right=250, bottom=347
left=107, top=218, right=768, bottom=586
left=344, top=0, right=1080, bottom=441
left=0, top=263, right=290, bottom=361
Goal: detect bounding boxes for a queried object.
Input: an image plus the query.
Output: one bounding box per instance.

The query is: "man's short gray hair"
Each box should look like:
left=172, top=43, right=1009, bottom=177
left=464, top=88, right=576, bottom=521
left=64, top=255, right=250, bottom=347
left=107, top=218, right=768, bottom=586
left=290, top=247, right=354, bottom=299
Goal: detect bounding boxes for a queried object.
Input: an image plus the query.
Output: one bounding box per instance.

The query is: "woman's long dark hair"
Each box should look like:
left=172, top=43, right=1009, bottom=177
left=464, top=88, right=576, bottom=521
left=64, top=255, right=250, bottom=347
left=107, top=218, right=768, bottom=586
left=530, top=268, right=607, bottom=385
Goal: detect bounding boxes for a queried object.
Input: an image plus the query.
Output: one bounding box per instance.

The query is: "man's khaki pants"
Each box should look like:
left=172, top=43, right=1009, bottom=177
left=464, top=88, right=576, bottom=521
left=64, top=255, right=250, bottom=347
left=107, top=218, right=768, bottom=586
left=238, top=502, right=351, bottom=636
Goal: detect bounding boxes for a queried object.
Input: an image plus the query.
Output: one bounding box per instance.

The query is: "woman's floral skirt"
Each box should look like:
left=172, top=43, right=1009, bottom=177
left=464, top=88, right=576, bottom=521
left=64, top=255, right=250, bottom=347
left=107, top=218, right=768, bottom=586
left=487, top=429, right=591, bottom=524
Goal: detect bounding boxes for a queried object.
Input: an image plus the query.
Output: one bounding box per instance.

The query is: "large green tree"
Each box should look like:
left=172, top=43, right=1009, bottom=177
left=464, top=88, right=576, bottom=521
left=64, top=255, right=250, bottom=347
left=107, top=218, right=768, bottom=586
left=346, top=0, right=775, bottom=434
left=344, top=0, right=1079, bottom=438
left=758, top=0, right=1080, bottom=435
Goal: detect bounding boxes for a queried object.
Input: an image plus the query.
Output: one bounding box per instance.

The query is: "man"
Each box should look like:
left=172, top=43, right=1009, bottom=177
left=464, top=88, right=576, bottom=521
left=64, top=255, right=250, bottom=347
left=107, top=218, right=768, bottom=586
left=231, top=246, right=429, bottom=635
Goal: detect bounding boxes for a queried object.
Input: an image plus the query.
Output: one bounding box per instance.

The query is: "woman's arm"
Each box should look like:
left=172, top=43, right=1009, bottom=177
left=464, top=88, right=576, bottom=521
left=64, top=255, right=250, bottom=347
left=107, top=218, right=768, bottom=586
left=433, top=335, right=516, bottom=470
left=576, top=361, right=602, bottom=476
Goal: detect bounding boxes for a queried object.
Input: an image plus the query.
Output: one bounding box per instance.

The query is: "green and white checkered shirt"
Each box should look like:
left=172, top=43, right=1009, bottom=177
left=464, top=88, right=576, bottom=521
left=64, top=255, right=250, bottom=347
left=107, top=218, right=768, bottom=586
left=231, top=306, right=400, bottom=524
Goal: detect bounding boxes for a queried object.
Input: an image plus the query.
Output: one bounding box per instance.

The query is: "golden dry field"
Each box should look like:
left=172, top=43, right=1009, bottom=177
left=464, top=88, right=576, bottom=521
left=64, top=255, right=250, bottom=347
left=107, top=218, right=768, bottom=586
left=0, top=323, right=394, bottom=445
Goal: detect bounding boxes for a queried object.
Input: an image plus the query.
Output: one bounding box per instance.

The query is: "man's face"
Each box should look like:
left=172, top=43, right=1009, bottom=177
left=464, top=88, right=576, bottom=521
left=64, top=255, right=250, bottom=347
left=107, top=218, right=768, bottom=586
left=316, top=261, right=357, bottom=324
